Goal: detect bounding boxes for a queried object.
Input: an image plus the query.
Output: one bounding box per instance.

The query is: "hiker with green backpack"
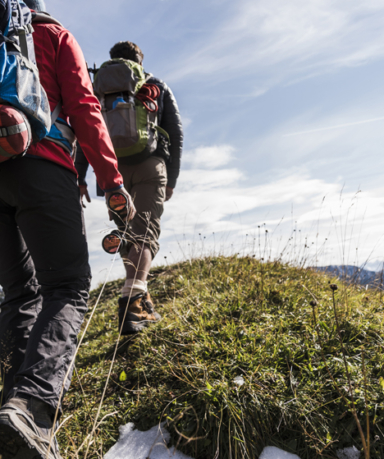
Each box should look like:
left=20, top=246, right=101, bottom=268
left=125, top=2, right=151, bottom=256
left=0, top=1, right=135, bottom=458
left=76, top=41, right=183, bottom=335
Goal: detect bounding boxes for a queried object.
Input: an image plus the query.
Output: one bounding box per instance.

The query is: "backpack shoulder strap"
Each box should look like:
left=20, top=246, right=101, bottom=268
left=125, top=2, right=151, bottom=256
left=31, top=12, right=64, bottom=27
left=51, top=101, right=62, bottom=124
left=144, top=72, right=153, bottom=82
left=6, top=0, right=34, bottom=61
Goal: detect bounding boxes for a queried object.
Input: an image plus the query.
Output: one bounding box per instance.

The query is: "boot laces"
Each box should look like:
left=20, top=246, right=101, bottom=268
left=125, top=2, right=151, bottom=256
left=142, top=295, right=154, bottom=314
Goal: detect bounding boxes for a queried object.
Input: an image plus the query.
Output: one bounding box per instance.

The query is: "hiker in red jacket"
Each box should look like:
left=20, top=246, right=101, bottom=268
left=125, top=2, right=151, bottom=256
left=0, top=1, right=135, bottom=458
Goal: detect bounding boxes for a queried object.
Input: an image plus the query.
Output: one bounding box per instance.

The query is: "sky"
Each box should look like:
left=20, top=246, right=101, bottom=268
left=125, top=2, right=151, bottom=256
left=47, top=0, right=384, bottom=288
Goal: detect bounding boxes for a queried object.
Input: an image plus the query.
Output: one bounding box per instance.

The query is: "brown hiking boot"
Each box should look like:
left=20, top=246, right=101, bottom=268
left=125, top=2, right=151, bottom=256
left=118, top=292, right=161, bottom=334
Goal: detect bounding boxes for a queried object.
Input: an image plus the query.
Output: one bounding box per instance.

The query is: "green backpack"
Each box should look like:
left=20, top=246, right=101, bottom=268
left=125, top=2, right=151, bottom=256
left=93, top=59, right=168, bottom=165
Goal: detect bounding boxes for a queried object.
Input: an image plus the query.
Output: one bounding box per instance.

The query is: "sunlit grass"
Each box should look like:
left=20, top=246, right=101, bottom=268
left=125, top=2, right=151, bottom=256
left=58, top=256, right=384, bottom=459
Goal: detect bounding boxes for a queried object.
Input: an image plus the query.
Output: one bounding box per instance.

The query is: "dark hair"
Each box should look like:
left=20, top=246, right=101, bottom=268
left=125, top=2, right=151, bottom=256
left=109, top=41, right=144, bottom=64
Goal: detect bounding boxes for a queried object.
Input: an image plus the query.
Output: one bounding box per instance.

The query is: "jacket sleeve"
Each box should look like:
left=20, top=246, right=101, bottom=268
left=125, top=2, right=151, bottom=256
left=160, top=84, right=183, bottom=189
left=74, top=143, right=89, bottom=187
left=56, top=30, right=123, bottom=192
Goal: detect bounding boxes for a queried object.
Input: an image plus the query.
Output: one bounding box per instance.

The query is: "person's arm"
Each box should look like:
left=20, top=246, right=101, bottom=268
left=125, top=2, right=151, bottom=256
left=74, top=143, right=91, bottom=206
left=55, top=30, right=135, bottom=218
left=160, top=84, right=183, bottom=193
left=56, top=30, right=122, bottom=193
left=74, top=143, right=89, bottom=187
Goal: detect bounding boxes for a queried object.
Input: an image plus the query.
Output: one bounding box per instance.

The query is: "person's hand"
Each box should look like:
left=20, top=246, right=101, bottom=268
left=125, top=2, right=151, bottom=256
left=105, top=187, right=136, bottom=222
left=79, top=186, right=91, bottom=208
left=165, top=186, right=174, bottom=202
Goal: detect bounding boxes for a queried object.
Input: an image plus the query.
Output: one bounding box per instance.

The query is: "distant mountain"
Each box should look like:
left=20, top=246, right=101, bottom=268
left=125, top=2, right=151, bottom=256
left=316, top=265, right=384, bottom=288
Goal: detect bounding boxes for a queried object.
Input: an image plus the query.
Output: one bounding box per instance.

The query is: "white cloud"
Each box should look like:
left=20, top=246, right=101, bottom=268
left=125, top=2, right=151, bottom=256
left=180, top=167, right=242, bottom=190
left=84, top=89, right=384, bottom=288
left=157, top=139, right=384, bottom=271
left=251, top=99, right=384, bottom=183
left=183, top=145, right=234, bottom=169
left=284, top=116, right=384, bottom=137
left=83, top=136, right=384, bottom=288
left=181, top=117, right=192, bottom=129
left=162, top=160, right=340, bottom=238
left=166, top=0, right=384, bottom=90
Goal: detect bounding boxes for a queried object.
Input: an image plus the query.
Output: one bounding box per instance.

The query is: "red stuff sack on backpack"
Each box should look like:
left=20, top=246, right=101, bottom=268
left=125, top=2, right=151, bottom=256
left=0, top=105, right=32, bottom=163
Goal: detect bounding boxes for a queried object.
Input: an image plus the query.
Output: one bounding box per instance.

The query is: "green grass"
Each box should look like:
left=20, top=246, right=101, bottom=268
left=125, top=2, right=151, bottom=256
left=58, top=256, right=384, bottom=458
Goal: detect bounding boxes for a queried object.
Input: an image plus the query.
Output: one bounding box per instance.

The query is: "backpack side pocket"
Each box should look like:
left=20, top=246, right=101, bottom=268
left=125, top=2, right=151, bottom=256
left=105, top=103, right=138, bottom=149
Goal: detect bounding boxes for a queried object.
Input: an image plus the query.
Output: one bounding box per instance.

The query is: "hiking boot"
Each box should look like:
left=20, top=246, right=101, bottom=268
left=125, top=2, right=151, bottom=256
left=118, top=292, right=161, bottom=334
left=0, top=396, right=62, bottom=459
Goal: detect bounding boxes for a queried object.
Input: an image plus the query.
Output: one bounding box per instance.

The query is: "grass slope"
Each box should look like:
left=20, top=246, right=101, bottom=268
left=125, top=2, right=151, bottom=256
left=59, top=256, right=384, bottom=459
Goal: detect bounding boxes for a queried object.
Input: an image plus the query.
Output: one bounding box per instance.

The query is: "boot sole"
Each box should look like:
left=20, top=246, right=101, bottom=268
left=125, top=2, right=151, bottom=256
left=121, top=314, right=162, bottom=335
left=0, top=408, right=59, bottom=459
left=0, top=423, right=40, bottom=458
left=122, top=321, right=147, bottom=334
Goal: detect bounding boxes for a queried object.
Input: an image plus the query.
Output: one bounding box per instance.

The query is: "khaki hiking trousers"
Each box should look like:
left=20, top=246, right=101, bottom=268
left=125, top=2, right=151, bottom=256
left=118, top=156, right=167, bottom=259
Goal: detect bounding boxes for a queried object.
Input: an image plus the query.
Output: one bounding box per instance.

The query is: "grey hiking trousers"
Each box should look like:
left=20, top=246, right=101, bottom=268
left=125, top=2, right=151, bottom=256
left=0, top=157, right=91, bottom=411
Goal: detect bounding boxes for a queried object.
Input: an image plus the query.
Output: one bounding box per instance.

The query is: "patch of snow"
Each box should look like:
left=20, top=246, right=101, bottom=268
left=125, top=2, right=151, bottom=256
left=337, top=446, right=360, bottom=459
left=259, top=446, right=300, bottom=459
left=104, top=422, right=193, bottom=459
left=104, top=422, right=360, bottom=459
left=259, top=445, right=360, bottom=459
left=233, top=376, right=245, bottom=386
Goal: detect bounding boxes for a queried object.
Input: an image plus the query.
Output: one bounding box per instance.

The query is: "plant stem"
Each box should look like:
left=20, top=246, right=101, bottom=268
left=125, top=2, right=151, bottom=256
left=362, top=351, right=370, bottom=459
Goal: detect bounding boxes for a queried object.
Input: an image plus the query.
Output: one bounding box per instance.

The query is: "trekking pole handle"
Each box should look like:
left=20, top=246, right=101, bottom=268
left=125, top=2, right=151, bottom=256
left=107, top=192, right=130, bottom=215
left=102, top=229, right=126, bottom=254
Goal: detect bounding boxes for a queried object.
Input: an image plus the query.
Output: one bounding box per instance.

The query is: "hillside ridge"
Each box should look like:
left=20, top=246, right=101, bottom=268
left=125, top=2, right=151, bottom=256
left=47, top=256, right=384, bottom=458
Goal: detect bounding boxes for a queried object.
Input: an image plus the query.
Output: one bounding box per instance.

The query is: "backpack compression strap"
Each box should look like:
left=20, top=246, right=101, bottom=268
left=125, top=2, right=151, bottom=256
left=5, top=10, right=63, bottom=63
left=5, top=1, right=34, bottom=61
left=16, top=24, right=34, bottom=60
left=51, top=102, right=62, bottom=125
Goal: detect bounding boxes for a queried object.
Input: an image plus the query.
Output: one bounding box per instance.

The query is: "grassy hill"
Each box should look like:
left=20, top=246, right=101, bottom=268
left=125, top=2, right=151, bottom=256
left=58, top=256, right=384, bottom=459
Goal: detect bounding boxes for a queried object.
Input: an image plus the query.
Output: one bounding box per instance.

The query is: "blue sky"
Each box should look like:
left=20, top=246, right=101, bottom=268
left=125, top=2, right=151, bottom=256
left=48, top=0, right=384, bottom=287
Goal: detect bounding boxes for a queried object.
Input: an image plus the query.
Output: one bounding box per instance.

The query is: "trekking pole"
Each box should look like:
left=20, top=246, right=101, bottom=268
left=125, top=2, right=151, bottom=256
left=102, top=192, right=131, bottom=254
left=86, top=62, right=98, bottom=83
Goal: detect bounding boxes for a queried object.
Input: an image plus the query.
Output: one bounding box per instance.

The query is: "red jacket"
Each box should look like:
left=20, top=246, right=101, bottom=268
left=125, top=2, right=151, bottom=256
left=27, top=19, right=123, bottom=192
